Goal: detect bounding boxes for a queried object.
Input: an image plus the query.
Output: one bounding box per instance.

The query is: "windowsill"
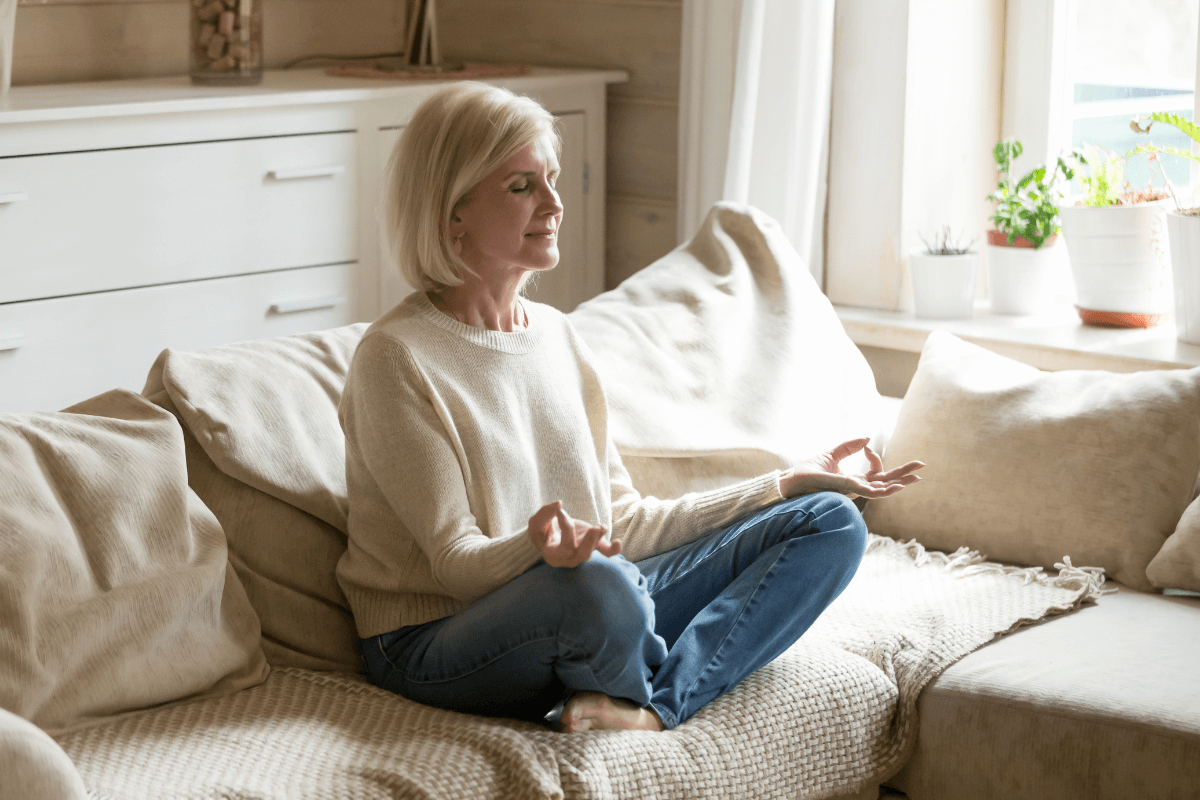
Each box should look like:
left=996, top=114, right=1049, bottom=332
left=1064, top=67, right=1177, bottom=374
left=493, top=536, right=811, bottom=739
left=835, top=303, right=1200, bottom=372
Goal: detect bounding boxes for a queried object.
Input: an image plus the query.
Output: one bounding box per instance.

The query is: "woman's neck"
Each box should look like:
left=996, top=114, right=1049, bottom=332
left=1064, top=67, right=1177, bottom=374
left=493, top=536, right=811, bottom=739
left=429, top=276, right=529, bottom=332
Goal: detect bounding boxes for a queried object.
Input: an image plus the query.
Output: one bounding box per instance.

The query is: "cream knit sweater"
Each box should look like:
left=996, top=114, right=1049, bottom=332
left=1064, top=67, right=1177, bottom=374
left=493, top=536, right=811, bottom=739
left=337, top=291, right=784, bottom=638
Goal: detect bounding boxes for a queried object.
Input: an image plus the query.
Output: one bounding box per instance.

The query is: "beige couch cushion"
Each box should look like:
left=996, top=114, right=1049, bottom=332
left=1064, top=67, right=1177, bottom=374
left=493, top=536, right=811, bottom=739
left=0, top=390, right=268, bottom=734
left=0, top=709, right=87, bottom=800
left=890, top=586, right=1200, bottom=800
left=1148, top=494, right=1200, bottom=593
left=147, top=389, right=361, bottom=673
left=864, top=331, right=1200, bottom=591
left=143, top=324, right=368, bottom=673
left=567, top=202, right=883, bottom=499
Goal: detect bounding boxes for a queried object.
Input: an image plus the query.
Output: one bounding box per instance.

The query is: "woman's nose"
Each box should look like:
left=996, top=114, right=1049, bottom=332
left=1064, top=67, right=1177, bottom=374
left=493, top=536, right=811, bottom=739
left=538, top=180, right=563, bottom=215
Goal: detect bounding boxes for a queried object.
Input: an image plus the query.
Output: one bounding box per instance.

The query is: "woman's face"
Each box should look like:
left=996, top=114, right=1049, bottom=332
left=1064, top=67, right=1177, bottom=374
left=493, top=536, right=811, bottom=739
left=450, top=136, right=563, bottom=281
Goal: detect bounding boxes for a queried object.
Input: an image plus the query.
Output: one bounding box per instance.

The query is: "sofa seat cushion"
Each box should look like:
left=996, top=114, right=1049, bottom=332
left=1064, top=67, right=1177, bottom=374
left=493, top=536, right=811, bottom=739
left=890, top=586, right=1200, bottom=800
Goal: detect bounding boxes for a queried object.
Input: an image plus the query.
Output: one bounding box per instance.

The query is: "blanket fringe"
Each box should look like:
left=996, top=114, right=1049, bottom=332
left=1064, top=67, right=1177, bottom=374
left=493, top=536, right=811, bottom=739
left=866, top=534, right=1111, bottom=602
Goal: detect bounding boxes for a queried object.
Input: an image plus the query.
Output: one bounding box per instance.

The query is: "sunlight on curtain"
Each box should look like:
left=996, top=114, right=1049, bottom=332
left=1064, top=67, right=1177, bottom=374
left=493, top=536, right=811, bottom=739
left=678, top=0, right=836, bottom=284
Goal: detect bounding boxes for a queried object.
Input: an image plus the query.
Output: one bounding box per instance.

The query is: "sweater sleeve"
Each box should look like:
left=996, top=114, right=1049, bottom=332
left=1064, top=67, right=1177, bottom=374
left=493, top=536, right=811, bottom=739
left=343, top=333, right=543, bottom=604
left=606, top=436, right=785, bottom=563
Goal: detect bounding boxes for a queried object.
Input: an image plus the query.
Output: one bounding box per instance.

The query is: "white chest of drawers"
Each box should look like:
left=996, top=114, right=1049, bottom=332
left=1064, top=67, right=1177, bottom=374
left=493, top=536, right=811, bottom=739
left=0, top=67, right=625, bottom=412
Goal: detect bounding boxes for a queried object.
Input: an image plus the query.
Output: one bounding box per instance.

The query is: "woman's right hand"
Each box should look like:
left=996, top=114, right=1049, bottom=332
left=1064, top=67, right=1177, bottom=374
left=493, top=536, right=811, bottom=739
left=528, top=500, right=622, bottom=568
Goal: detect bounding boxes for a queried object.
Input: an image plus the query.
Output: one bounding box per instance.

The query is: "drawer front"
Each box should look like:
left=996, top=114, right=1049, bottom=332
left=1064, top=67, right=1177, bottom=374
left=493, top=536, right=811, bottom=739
left=0, top=264, right=358, bottom=412
left=0, top=132, right=357, bottom=304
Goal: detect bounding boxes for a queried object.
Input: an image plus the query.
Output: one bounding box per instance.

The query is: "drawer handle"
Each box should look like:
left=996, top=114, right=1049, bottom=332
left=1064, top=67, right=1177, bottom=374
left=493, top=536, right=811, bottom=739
left=0, top=191, right=28, bottom=205
left=269, top=296, right=346, bottom=314
left=266, top=165, right=346, bottom=181
left=0, top=335, right=30, bottom=352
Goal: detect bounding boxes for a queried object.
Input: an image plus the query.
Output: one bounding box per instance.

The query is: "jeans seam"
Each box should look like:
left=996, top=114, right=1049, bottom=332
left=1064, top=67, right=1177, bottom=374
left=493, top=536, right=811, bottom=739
left=676, top=538, right=789, bottom=714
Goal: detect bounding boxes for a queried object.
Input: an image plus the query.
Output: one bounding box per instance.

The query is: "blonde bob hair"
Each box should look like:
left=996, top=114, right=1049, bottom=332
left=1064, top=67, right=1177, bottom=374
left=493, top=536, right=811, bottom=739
left=384, top=82, right=561, bottom=292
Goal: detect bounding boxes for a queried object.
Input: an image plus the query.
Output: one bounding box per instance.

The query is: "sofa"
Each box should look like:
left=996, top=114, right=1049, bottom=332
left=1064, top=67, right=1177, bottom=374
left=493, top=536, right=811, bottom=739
left=1, top=204, right=1197, bottom=800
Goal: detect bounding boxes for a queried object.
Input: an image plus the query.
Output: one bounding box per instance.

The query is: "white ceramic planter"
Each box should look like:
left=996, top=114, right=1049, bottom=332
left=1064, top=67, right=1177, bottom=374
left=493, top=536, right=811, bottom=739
left=1168, top=210, right=1200, bottom=344
left=986, top=231, right=1060, bottom=315
left=1058, top=201, right=1173, bottom=326
left=910, top=251, right=979, bottom=319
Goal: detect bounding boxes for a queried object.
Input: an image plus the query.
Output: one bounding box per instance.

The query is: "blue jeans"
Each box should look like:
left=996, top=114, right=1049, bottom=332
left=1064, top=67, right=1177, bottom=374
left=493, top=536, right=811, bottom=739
left=361, top=491, right=867, bottom=729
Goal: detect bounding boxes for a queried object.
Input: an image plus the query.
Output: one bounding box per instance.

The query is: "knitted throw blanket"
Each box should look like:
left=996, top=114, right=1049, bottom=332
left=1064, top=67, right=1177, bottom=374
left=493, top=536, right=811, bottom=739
left=55, top=535, right=1106, bottom=800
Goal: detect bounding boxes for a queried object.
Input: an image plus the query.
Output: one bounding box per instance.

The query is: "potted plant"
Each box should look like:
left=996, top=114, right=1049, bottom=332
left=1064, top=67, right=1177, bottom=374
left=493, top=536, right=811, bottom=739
left=1131, top=112, right=1200, bottom=344
left=910, top=226, right=980, bottom=319
left=1057, top=143, right=1174, bottom=328
left=986, top=139, right=1075, bottom=315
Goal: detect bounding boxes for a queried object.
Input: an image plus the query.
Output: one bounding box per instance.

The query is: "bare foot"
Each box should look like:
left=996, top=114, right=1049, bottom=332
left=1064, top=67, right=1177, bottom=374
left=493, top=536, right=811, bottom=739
left=560, top=693, right=664, bottom=733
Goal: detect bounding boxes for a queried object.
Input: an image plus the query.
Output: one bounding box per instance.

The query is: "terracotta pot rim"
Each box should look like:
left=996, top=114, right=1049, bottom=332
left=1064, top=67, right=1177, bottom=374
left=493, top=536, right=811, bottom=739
left=986, top=230, right=1058, bottom=248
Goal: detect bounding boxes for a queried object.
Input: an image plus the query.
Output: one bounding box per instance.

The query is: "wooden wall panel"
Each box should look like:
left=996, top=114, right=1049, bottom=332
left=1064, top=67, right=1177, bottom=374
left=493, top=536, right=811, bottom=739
left=607, top=96, right=677, bottom=199
left=438, top=0, right=680, bottom=102
left=606, top=195, right=677, bottom=289
left=10, top=0, right=407, bottom=86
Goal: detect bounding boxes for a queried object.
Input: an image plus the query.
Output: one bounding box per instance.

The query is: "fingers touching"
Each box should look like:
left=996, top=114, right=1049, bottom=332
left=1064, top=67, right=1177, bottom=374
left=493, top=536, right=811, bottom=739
left=829, top=437, right=871, bottom=464
left=528, top=499, right=619, bottom=567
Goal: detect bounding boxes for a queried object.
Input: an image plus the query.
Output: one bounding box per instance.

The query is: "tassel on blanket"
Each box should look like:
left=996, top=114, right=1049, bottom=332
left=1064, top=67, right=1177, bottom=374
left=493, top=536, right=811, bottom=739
left=866, top=534, right=1110, bottom=603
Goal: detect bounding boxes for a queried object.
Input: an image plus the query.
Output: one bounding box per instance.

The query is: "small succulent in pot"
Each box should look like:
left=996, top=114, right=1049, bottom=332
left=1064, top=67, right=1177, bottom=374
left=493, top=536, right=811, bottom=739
left=919, top=226, right=978, bottom=256
left=910, top=227, right=981, bottom=320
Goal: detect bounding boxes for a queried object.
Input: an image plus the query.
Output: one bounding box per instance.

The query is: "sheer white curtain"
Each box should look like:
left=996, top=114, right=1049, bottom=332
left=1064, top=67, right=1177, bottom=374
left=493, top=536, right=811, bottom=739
left=677, top=0, right=837, bottom=284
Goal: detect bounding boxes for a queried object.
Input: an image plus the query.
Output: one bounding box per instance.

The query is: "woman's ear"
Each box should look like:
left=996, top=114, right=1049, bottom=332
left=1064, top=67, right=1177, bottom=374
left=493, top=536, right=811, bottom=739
left=446, top=212, right=467, bottom=256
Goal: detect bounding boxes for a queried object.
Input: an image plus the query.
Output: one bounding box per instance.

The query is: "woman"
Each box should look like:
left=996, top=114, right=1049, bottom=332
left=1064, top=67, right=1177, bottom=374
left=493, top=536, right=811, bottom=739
left=337, top=82, right=923, bottom=733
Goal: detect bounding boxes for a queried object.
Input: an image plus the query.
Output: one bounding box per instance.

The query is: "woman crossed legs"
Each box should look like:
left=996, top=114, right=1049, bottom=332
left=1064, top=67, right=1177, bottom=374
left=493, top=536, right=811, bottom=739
left=362, top=490, right=867, bottom=731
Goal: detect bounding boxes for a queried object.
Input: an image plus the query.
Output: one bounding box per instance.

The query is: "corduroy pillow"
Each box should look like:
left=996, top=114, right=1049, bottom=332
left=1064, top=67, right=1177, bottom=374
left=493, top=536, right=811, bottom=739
left=864, top=331, right=1200, bottom=591
left=143, top=324, right=369, bottom=673
left=0, top=390, right=268, bottom=734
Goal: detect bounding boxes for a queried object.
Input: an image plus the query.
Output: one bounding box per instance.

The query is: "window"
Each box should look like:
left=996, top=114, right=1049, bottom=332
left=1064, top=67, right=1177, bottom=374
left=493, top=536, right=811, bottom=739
left=1061, top=0, right=1199, bottom=197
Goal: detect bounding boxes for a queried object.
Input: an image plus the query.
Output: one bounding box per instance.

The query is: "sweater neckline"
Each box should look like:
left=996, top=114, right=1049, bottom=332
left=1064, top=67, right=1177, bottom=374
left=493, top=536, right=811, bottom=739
left=410, top=291, right=548, bottom=354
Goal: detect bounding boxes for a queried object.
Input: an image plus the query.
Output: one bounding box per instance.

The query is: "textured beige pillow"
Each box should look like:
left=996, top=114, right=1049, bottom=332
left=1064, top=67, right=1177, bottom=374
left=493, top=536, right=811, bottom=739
left=143, top=324, right=368, bottom=673
left=0, top=390, right=268, bottom=734
left=864, top=331, right=1200, bottom=591
left=147, top=388, right=361, bottom=672
left=1147, top=495, right=1200, bottom=592
left=568, top=202, right=882, bottom=499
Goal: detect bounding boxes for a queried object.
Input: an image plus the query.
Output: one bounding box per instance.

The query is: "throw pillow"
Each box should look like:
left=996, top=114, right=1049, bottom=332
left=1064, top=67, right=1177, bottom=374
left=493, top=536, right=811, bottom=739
left=143, top=323, right=368, bottom=673
left=0, top=390, right=268, bottom=734
left=863, top=331, right=1200, bottom=591
left=1147, top=495, right=1200, bottom=593
left=568, top=202, right=883, bottom=499
left=0, top=708, right=87, bottom=800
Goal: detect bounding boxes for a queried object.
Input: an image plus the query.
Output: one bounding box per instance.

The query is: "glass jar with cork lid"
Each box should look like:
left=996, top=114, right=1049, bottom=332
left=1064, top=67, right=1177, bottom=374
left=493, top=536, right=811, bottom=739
left=190, top=0, right=262, bottom=85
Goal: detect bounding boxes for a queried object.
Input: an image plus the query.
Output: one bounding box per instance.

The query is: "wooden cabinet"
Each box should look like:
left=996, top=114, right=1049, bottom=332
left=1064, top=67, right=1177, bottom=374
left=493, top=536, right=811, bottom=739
left=0, top=67, right=625, bottom=412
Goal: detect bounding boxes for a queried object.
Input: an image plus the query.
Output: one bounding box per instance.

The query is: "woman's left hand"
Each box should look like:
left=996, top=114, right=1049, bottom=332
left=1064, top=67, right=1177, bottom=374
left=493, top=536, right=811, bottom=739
left=779, top=438, right=924, bottom=500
